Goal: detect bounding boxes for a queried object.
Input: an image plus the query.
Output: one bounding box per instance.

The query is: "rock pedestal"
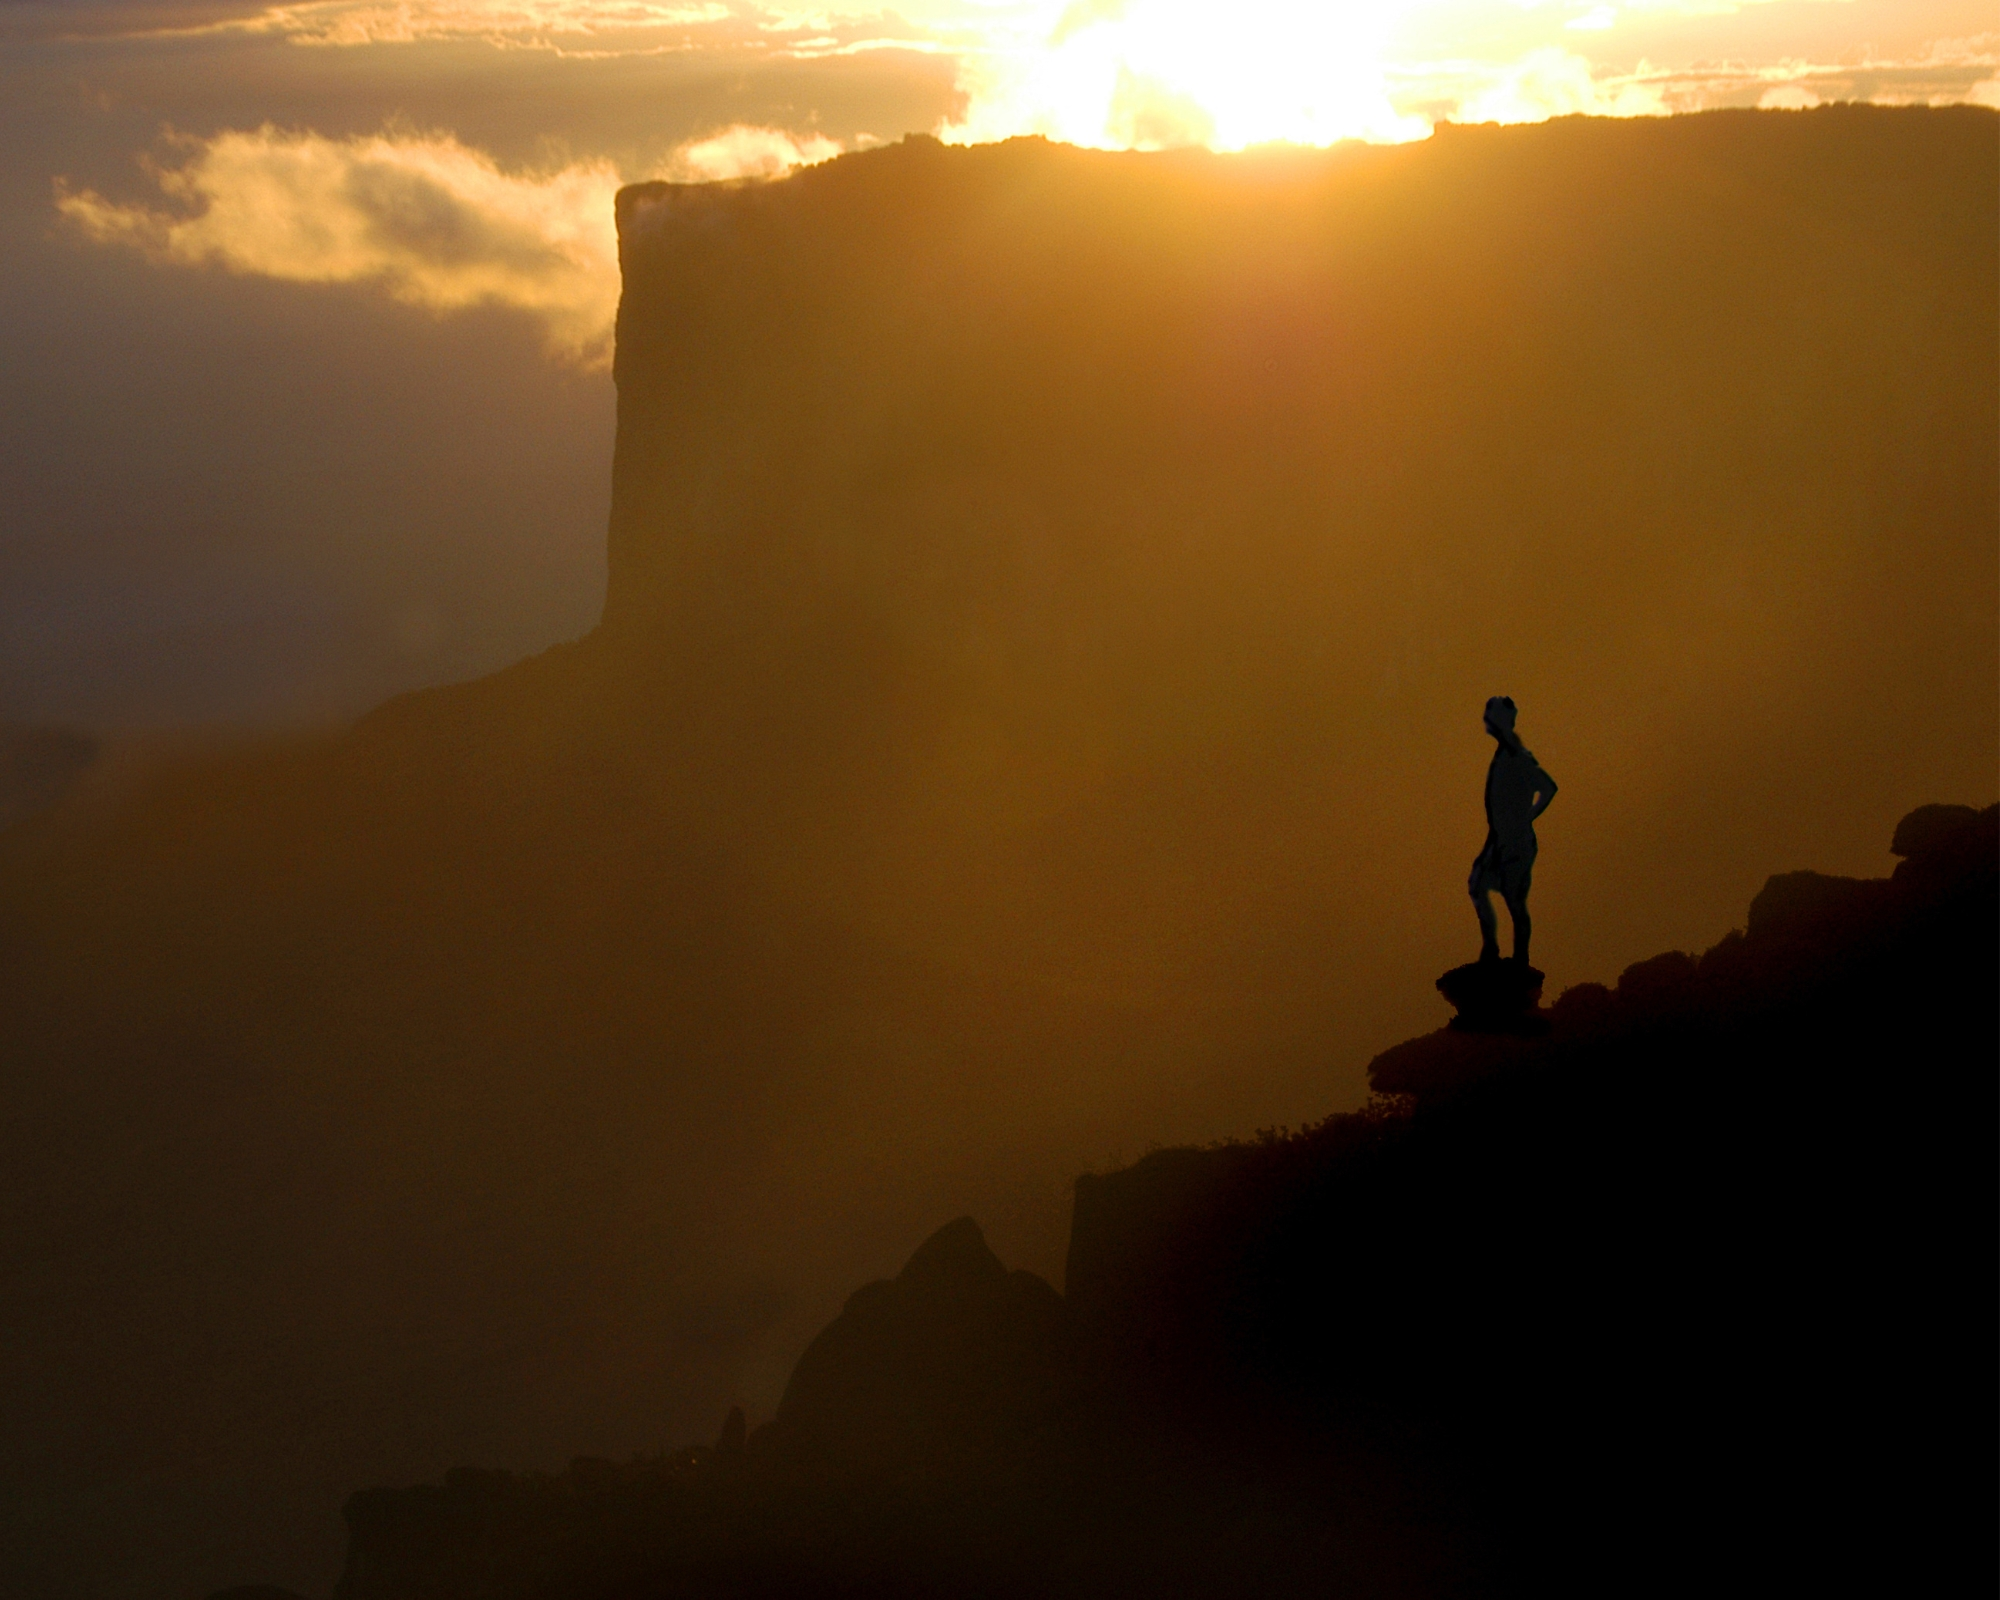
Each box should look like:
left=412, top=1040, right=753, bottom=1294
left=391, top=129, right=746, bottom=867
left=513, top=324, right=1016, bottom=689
left=1437, top=959, right=1550, bottom=1035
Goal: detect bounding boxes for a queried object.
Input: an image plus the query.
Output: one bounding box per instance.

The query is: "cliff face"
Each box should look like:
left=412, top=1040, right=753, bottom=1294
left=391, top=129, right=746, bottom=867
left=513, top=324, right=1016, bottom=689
left=603, top=115, right=1995, bottom=890
left=0, top=110, right=1994, bottom=1599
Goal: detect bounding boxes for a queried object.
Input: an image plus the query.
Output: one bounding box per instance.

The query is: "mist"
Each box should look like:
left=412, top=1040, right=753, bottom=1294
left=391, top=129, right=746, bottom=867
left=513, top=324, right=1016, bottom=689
left=0, top=105, right=1993, bottom=1599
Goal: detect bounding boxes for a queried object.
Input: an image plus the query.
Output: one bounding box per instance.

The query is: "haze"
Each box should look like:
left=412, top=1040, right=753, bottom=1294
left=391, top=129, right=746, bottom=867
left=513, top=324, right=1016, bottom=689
left=0, top=7, right=1996, bottom=1600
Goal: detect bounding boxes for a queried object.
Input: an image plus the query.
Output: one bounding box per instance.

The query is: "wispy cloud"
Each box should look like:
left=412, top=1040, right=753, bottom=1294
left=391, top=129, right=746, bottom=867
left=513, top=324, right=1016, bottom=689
left=1398, top=47, right=1672, bottom=125
left=68, top=0, right=2000, bottom=122
left=55, top=122, right=855, bottom=360
left=1551, top=37, right=2000, bottom=118
left=666, top=124, right=847, bottom=179
left=246, top=1, right=739, bottom=47
left=58, top=127, right=624, bottom=359
left=1385, top=29, right=2000, bottom=126
left=150, top=0, right=969, bottom=53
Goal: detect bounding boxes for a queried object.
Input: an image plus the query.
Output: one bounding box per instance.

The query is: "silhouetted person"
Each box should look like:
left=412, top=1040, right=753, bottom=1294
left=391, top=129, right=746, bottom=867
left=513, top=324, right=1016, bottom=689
left=1470, top=696, right=1556, bottom=964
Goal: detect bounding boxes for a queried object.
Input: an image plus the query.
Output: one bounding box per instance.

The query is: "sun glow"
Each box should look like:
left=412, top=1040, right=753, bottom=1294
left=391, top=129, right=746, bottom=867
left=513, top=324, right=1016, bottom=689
left=946, top=0, right=1430, bottom=150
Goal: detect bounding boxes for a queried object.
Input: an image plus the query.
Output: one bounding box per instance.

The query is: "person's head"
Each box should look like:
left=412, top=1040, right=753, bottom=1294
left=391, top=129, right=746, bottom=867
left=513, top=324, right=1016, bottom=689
left=1483, top=696, right=1517, bottom=738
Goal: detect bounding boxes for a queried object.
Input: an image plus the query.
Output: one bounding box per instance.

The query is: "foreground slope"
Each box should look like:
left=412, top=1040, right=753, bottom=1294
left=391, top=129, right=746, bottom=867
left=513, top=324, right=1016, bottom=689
left=1, top=109, right=1994, bottom=1598
left=328, top=803, right=1997, bottom=1598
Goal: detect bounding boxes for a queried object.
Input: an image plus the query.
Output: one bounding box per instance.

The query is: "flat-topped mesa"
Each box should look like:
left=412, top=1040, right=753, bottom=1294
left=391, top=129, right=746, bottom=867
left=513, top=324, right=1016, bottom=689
left=600, top=110, right=1997, bottom=722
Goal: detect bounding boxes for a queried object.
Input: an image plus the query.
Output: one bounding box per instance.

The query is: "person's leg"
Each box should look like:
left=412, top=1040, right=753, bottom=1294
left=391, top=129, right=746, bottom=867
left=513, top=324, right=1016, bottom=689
left=1501, top=889, right=1531, bottom=964
left=1473, top=887, right=1500, bottom=961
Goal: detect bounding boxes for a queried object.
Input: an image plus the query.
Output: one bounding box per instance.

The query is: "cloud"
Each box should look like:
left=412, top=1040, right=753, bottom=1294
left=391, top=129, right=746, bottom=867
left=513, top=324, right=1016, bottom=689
left=666, top=124, right=846, bottom=180
left=258, top=1, right=738, bottom=48
left=151, top=0, right=970, bottom=53
left=57, top=127, right=625, bottom=359
left=43, top=0, right=2000, bottom=132
left=1392, top=33, right=2000, bottom=128
left=1758, top=83, right=1821, bottom=109
left=0, top=0, right=274, bottom=41
left=55, top=123, right=864, bottom=358
left=134, top=0, right=743, bottom=44
left=1440, top=47, right=1671, bottom=123
left=1607, top=43, right=2000, bottom=115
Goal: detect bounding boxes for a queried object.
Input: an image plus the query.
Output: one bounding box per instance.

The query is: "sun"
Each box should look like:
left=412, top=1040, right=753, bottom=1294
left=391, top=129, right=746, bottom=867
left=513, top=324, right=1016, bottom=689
left=947, top=0, right=1431, bottom=151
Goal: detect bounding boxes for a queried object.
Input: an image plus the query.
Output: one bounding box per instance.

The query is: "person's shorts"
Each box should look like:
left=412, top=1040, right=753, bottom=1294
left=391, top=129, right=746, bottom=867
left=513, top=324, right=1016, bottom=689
left=1469, top=844, right=1535, bottom=900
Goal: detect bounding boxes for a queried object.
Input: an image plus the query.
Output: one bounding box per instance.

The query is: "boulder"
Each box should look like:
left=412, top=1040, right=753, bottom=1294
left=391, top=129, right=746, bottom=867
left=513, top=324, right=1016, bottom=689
left=1890, top=802, right=1985, bottom=862
left=1435, top=958, right=1548, bottom=1034
left=1891, top=801, right=1998, bottom=883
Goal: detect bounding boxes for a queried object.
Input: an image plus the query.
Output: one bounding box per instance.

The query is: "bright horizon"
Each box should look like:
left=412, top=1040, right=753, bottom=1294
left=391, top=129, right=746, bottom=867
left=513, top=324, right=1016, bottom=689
left=44, top=0, right=2000, bottom=367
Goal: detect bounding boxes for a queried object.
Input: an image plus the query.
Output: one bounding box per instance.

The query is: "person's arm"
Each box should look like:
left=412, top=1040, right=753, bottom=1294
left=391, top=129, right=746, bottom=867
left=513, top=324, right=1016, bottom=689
left=1530, top=767, right=1558, bottom=821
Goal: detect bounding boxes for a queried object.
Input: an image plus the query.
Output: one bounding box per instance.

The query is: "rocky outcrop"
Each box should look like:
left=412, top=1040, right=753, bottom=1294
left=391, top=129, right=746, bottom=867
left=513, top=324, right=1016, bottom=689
left=326, top=802, right=1995, bottom=1600
left=757, top=1216, right=1068, bottom=1475
left=1433, top=958, right=1547, bottom=1033
left=1067, top=800, right=1996, bottom=1595
left=334, top=1209, right=1450, bottom=1600
left=330, top=1220, right=1071, bottom=1598
left=1370, top=802, right=1997, bottom=1097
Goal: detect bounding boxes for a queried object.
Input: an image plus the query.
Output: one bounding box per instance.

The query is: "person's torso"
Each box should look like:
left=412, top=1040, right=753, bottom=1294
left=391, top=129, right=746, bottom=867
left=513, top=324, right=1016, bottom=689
left=1484, top=745, right=1544, bottom=842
